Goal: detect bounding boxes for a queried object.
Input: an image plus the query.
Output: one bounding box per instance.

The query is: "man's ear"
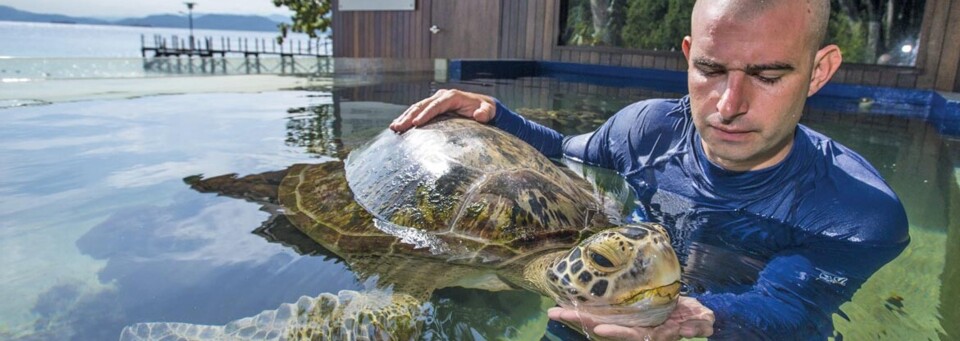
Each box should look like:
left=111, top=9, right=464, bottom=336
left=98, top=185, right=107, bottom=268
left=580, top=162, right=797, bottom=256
left=682, top=36, right=693, bottom=63
left=808, top=44, right=842, bottom=97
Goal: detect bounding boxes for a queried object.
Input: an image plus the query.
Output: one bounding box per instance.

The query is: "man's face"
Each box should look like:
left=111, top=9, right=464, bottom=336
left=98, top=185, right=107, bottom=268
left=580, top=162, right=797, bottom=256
left=682, top=2, right=817, bottom=171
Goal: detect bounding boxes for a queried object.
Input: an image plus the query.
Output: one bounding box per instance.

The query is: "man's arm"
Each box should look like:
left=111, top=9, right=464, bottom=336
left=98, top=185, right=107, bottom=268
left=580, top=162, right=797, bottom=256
left=696, top=238, right=906, bottom=339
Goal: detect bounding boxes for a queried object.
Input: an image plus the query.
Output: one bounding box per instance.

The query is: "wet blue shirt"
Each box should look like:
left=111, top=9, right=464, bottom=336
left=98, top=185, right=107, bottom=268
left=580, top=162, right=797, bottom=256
left=491, top=96, right=909, bottom=340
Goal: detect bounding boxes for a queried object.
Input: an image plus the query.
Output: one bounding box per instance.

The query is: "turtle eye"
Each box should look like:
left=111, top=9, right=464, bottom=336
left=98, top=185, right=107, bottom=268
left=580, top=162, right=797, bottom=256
left=588, top=251, right=616, bottom=270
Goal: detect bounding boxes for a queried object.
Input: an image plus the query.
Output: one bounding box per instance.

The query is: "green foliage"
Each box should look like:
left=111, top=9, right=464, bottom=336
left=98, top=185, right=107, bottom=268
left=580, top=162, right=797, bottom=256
left=563, top=0, right=693, bottom=50
left=272, top=0, right=333, bottom=43
left=621, top=0, right=693, bottom=51
left=563, top=0, right=599, bottom=45
left=827, top=7, right=868, bottom=63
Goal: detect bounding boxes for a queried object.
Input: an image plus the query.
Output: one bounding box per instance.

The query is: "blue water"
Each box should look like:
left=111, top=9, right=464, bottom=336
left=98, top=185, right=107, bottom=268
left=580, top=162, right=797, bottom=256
left=0, top=20, right=322, bottom=58
left=0, top=21, right=330, bottom=80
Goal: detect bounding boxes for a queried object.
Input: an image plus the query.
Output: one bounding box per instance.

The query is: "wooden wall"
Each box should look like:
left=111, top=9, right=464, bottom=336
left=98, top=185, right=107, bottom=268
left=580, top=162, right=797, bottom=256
left=331, top=0, right=431, bottom=58
left=332, top=0, right=960, bottom=92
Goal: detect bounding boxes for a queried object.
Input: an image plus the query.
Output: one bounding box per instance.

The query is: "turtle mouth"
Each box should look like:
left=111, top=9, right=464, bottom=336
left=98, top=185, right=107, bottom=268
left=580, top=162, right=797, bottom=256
left=620, top=280, right=681, bottom=306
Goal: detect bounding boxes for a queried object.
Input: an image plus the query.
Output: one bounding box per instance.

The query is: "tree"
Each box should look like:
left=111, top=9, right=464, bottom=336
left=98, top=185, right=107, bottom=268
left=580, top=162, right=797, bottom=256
left=621, top=0, right=693, bottom=51
left=829, top=0, right=926, bottom=65
left=272, top=0, right=333, bottom=43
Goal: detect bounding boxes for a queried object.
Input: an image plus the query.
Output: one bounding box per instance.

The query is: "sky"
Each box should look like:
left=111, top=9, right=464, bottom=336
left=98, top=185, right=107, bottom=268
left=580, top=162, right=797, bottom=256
left=1, top=0, right=293, bottom=19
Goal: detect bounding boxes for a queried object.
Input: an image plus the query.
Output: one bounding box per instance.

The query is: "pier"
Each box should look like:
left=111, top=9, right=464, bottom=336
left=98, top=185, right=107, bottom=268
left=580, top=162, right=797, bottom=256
left=140, top=34, right=332, bottom=75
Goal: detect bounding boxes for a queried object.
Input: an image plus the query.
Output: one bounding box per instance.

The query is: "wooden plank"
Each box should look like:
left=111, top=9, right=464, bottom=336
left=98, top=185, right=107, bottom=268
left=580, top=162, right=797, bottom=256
left=421, top=0, right=431, bottom=59
left=642, top=54, right=655, bottom=68
left=955, top=58, right=960, bottom=91
left=846, top=68, right=864, bottom=84
left=862, top=70, right=881, bottom=86
left=934, top=0, right=960, bottom=90
left=500, top=0, right=509, bottom=58
left=377, top=12, right=385, bottom=56
left=514, top=0, right=527, bottom=59
left=531, top=0, right=544, bottom=59
left=400, top=11, right=410, bottom=58
left=833, top=68, right=847, bottom=84
left=499, top=0, right=512, bottom=58
left=542, top=0, right=557, bottom=60
left=878, top=70, right=899, bottom=87
left=654, top=55, right=666, bottom=69
left=897, top=72, right=918, bottom=88
left=917, top=0, right=951, bottom=88
left=389, top=12, right=398, bottom=57
left=513, top=0, right=523, bottom=59
left=354, top=12, right=363, bottom=57
left=368, top=12, right=377, bottom=57
left=342, top=11, right=348, bottom=56
left=527, top=0, right=537, bottom=59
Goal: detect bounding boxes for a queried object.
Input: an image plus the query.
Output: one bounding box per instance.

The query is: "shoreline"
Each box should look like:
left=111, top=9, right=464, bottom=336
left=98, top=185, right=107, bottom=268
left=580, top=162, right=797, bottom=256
left=0, top=75, right=330, bottom=106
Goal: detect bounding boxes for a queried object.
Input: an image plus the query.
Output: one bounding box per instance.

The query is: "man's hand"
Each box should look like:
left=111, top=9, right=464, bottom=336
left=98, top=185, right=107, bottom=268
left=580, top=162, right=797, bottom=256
left=547, top=297, right=715, bottom=341
left=389, top=89, right=497, bottom=133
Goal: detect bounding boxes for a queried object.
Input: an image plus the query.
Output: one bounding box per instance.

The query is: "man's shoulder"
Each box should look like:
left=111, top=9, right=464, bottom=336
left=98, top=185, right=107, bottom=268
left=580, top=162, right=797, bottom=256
left=621, top=97, right=688, bottom=117
left=610, top=97, right=690, bottom=133
left=799, top=125, right=891, bottom=193
left=797, top=126, right=908, bottom=244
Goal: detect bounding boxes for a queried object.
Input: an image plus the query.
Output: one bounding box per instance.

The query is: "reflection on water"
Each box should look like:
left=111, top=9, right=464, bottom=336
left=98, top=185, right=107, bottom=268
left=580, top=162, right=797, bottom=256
left=0, top=76, right=957, bottom=340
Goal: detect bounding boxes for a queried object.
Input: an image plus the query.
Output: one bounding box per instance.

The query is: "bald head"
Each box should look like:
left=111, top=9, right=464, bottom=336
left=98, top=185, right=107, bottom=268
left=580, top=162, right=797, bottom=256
left=693, top=0, right=830, bottom=52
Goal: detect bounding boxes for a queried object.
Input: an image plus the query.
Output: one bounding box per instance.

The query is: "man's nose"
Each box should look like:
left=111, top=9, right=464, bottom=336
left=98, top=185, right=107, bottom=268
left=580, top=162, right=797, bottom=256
left=717, top=72, right=749, bottom=122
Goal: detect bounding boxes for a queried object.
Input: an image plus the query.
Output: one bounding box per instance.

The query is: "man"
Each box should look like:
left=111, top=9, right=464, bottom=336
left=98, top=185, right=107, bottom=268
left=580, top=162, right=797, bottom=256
left=390, top=0, right=909, bottom=339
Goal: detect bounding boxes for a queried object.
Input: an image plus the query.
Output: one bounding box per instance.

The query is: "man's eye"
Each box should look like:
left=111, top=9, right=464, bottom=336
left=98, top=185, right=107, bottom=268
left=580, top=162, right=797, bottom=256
left=755, top=75, right=781, bottom=84
left=699, top=69, right=725, bottom=77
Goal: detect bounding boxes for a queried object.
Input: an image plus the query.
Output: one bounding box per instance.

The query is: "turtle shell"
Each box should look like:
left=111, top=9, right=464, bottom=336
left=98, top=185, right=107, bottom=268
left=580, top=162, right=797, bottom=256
left=340, top=116, right=612, bottom=263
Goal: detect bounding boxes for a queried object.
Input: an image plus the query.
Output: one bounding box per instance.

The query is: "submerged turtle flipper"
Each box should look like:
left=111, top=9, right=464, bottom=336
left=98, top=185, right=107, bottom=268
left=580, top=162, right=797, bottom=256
left=120, top=289, right=429, bottom=341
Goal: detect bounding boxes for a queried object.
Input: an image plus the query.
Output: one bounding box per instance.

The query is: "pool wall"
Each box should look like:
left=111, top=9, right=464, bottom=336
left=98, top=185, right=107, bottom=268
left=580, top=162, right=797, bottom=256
left=450, top=60, right=960, bottom=137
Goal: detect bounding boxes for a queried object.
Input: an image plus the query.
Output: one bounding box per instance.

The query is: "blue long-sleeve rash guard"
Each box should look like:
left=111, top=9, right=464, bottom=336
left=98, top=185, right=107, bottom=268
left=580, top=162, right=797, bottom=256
left=490, top=96, right=909, bottom=340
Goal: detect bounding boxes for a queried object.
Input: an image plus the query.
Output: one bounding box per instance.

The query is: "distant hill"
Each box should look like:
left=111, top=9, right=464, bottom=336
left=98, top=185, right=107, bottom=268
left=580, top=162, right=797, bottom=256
left=0, top=5, right=284, bottom=32
left=0, top=5, right=107, bottom=25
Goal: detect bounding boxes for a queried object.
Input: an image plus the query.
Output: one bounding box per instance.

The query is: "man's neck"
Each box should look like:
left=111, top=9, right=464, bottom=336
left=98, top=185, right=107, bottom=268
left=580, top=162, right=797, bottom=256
left=701, top=136, right=795, bottom=172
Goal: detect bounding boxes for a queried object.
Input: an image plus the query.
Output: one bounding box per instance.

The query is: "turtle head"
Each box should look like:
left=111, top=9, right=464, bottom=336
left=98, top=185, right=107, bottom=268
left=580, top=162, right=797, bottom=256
left=545, top=223, right=682, bottom=327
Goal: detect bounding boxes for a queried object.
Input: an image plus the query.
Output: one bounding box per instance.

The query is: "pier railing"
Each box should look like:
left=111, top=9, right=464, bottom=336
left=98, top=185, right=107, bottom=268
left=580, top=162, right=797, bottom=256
left=140, top=34, right=332, bottom=75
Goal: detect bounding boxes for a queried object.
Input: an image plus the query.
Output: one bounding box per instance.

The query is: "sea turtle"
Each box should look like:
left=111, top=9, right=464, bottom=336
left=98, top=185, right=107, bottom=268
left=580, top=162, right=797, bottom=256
left=122, top=115, right=681, bottom=340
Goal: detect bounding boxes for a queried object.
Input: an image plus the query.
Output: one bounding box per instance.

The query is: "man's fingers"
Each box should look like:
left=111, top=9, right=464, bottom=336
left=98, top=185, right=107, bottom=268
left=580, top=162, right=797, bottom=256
left=547, top=307, right=602, bottom=328
left=390, top=91, right=445, bottom=132
left=593, top=324, right=644, bottom=340
left=472, top=100, right=496, bottom=122
left=412, top=90, right=459, bottom=125
left=678, top=319, right=714, bottom=338
left=390, top=89, right=495, bottom=133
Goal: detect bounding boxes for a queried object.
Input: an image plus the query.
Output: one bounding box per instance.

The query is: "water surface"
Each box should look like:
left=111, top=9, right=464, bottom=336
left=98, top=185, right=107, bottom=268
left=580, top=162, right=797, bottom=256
left=0, top=75, right=957, bottom=340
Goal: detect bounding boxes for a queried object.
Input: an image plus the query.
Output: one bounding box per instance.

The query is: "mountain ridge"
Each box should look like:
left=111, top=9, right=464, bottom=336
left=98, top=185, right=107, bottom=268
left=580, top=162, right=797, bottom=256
left=0, top=5, right=291, bottom=32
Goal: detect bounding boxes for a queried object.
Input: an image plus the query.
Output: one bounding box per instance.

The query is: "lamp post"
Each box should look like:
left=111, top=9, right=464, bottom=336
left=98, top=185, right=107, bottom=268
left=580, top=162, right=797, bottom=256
left=184, top=2, right=196, bottom=50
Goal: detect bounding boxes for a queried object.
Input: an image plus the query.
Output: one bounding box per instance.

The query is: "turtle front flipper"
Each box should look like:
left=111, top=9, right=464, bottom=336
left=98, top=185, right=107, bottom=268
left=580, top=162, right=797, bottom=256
left=120, top=289, right=430, bottom=341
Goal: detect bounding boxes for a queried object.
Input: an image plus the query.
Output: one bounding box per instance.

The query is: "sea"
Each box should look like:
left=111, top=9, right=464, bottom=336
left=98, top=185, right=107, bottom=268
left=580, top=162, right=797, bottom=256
left=0, top=20, right=325, bottom=81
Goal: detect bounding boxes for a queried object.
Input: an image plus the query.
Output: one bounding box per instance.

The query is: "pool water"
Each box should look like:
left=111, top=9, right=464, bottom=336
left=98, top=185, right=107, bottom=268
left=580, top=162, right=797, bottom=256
left=0, top=75, right=957, bottom=340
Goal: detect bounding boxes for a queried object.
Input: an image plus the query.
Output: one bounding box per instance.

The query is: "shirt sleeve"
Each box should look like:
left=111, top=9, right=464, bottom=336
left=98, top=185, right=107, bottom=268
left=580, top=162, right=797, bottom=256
left=562, top=99, right=690, bottom=174
left=489, top=99, right=566, bottom=158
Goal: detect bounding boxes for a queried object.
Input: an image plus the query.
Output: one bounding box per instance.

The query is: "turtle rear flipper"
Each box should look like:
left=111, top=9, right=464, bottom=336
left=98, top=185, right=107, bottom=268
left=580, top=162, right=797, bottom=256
left=186, top=168, right=290, bottom=205
left=291, top=290, right=426, bottom=340
left=120, top=290, right=428, bottom=341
